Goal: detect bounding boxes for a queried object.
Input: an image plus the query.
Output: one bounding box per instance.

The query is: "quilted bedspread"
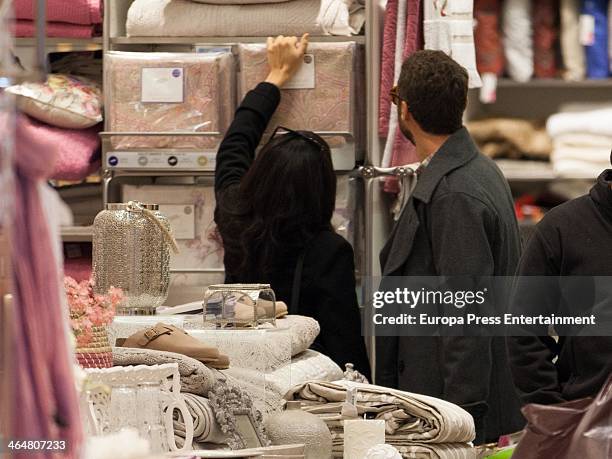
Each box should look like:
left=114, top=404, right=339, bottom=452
left=126, top=0, right=360, bottom=37
left=239, top=42, right=356, bottom=148
left=105, top=51, right=233, bottom=150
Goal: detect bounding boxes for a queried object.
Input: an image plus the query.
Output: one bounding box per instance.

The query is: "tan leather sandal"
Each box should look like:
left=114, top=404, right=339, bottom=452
left=120, top=323, right=221, bottom=362
left=163, top=325, right=230, bottom=370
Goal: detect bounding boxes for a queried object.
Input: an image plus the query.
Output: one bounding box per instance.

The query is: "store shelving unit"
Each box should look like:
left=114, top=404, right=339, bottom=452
left=467, top=78, right=611, bottom=185
left=495, top=77, right=612, bottom=89
left=98, top=0, right=371, bottom=306
left=60, top=225, right=94, bottom=242
left=110, top=36, right=366, bottom=45
left=15, top=37, right=103, bottom=52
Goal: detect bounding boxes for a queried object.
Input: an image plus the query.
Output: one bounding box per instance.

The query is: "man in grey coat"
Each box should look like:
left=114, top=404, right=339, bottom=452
left=376, top=50, right=524, bottom=444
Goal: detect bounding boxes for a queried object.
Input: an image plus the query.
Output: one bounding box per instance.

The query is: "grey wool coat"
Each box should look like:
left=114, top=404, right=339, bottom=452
left=375, top=127, right=525, bottom=444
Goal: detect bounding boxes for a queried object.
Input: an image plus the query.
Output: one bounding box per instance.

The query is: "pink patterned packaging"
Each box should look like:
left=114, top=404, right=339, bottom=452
left=105, top=51, right=234, bottom=150
left=239, top=42, right=358, bottom=151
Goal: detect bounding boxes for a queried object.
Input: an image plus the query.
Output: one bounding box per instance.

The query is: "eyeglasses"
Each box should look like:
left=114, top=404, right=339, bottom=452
left=390, top=85, right=402, bottom=106
left=269, top=125, right=328, bottom=152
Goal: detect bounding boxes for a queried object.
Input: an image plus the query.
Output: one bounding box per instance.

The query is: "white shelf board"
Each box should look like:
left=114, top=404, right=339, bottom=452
left=111, top=35, right=365, bottom=45
left=495, top=160, right=598, bottom=181
left=61, top=226, right=94, bottom=242
left=488, top=78, right=612, bottom=89
left=15, top=37, right=103, bottom=53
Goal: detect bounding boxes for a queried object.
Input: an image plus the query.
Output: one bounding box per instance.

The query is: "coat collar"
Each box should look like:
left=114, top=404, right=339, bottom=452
left=411, top=127, right=479, bottom=204
left=590, top=169, right=612, bottom=222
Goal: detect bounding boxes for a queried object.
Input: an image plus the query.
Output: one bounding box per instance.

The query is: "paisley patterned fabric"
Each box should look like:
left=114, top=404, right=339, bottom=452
left=533, top=0, right=559, bottom=78
left=474, top=0, right=504, bottom=75
left=105, top=52, right=234, bottom=150
left=7, top=74, right=102, bottom=129
left=239, top=43, right=356, bottom=149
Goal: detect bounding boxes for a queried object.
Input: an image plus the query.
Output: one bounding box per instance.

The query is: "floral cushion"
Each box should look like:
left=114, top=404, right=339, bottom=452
left=7, top=74, right=103, bottom=129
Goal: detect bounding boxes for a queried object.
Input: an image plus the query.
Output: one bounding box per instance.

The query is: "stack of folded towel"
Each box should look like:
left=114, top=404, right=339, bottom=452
left=12, top=0, right=102, bottom=38
left=467, top=118, right=552, bottom=160
left=285, top=380, right=477, bottom=459
left=547, top=105, right=612, bottom=177
left=125, top=0, right=364, bottom=37
left=112, top=315, right=344, bottom=450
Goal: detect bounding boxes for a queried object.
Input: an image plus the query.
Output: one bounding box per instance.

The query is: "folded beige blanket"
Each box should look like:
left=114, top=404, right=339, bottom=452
left=224, top=350, right=343, bottom=414
left=112, top=347, right=220, bottom=396
left=173, top=393, right=227, bottom=449
left=285, top=381, right=475, bottom=444
left=467, top=118, right=552, bottom=160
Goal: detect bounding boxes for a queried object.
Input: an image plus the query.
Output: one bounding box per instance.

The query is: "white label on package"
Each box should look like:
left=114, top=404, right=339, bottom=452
left=283, top=54, right=315, bottom=89
left=579, top=15, right=595, bottom=46
left=158, top=204, right=195, bottom=240
left=141, top=67, right=184, bottom=103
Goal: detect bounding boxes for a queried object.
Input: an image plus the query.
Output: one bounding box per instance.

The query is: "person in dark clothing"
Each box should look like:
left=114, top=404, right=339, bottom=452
left=507, top=164, right=612, bottom=406
left=214, top=34, right=371, bottom=380
left=376, top=50, right=524, bottom=444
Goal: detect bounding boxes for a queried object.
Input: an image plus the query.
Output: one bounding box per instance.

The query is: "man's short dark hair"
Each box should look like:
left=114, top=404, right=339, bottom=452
left=398, top=50, right=468, bottom=135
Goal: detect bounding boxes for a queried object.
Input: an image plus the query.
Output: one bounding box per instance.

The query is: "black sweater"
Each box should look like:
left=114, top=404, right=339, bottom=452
left=507, top=169, right=612, bottom=405
left=214, top=82, right=371, bottom=379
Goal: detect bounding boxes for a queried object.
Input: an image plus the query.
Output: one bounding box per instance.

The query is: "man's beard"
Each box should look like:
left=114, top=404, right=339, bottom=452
left=398, top=121, right=415, bottom=146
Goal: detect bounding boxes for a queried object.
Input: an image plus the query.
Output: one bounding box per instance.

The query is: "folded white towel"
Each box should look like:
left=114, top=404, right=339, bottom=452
left=552, top=159, right=609, bottom=178
left=547, top=107, right=612, bottom=137
left=552, top=145, right=611, bottom=164
left=554, top=133, right=612, bottom=148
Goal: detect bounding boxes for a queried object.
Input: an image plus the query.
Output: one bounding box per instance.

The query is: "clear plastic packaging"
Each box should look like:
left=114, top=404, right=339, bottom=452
left=105, top=51, right=234, bottom=150
left=239, top=42, right=357, bottom=149
left=203, top=284, right=277, bottom=328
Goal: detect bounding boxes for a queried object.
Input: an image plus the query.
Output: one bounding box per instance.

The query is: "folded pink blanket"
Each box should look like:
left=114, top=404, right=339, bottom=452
left=14, top=0, right=102, bottom=25
left=12, top=20, right=101, bottom=38
left=19, top=116, right=101, bottom=180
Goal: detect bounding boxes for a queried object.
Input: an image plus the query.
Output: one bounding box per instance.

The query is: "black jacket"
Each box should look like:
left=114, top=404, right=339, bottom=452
left=507, top=170, right=612, bottom=406
left=376, top=128, right=524, bottom=444
left=214, top=82, right=371, bottom=379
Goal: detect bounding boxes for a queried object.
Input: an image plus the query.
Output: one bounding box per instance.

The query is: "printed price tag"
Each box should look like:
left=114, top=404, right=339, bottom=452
left=579, top=14, right=595, bottom=46
left=141, top=67, right=184, bottom=103
left=283, top=54, right=315, bottom=89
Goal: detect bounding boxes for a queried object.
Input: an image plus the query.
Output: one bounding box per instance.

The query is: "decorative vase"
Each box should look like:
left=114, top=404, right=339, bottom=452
left=74, top=324, right=113, bottom=369
left=92, top=202, right=173, bottom=315
left=264, top=401, right=333, bottom=459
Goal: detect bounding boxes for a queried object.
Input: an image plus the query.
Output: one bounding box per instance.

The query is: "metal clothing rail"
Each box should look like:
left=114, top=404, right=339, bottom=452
left=357, top=164, right=419, bottom=179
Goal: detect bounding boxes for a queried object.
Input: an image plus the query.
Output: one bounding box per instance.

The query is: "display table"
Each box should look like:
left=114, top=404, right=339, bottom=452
left=108, top=315, right=339, bottom=414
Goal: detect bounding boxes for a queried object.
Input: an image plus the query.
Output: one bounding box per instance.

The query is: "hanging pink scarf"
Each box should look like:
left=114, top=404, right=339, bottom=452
left=379, top=0, right=423, bottom=193
left=9, top=114, right=82, bottom=459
